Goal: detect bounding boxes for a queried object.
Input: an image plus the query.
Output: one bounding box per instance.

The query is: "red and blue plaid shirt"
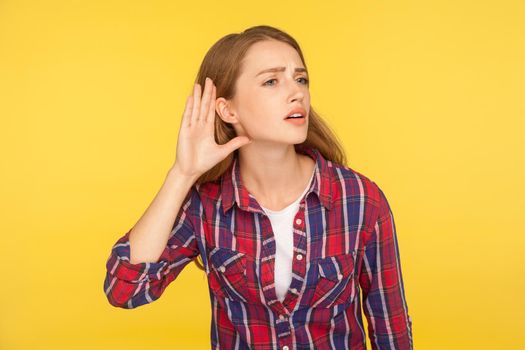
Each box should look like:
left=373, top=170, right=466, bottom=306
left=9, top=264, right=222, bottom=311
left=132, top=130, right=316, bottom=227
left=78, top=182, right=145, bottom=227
left=104, top=145, right=413, bottom=349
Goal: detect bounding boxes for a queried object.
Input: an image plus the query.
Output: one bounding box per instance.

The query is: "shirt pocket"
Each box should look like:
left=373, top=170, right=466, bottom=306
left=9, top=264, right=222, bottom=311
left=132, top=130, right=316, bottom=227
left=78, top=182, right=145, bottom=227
left=310, top=251, right=357, bottom=308
left=207, top=246, right=249, bottom=303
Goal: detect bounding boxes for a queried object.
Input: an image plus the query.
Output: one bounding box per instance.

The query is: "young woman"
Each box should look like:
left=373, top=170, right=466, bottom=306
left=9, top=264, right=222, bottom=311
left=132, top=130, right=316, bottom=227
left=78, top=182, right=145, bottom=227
left=103, top=25, right=413, bottom=350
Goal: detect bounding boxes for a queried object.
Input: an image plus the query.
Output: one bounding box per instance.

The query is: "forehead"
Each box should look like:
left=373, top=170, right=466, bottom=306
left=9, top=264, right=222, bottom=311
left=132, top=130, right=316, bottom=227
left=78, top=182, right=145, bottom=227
left=241, top=40, right=303, bottom=74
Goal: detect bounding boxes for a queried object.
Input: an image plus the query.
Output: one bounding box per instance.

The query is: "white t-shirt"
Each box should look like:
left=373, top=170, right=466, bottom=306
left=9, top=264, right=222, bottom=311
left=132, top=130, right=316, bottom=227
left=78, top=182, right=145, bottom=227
left=260, top=168, right=315, bottom=302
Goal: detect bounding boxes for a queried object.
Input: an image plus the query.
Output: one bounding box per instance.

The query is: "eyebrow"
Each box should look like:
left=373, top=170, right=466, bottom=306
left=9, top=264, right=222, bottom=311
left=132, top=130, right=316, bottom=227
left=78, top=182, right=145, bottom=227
left=255, top=66, right=308, bottom=77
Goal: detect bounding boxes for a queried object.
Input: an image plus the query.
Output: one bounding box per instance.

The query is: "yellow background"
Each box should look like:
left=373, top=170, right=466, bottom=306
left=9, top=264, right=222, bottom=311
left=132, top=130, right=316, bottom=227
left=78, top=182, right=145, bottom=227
left=1, top=0, right=524, bottom=349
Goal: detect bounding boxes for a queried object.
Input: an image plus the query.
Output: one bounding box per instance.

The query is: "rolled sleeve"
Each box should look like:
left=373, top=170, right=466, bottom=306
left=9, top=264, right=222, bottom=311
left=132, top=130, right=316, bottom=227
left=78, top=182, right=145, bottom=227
left=359, top=184, right=414, bottom=349
left=103, top=185, right=200, bottom=309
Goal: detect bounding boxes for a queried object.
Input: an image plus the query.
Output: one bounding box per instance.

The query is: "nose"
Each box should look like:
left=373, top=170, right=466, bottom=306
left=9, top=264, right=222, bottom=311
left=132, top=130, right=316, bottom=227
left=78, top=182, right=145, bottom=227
left=286, top=76, right=305, bottom=103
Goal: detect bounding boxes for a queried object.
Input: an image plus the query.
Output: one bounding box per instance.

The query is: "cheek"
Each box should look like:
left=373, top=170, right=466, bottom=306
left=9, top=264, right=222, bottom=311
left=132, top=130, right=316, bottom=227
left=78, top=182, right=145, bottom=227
left=237, top=90, right=265, bottom=116
left=248, top=93, right=274, bottom=112
left=239, top=97, right=279, bottom=126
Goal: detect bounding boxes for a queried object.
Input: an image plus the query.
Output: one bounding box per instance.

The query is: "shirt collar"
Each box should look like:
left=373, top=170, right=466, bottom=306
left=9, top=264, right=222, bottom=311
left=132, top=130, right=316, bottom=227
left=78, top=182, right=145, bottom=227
left=220, top=145, right=333, bottom=214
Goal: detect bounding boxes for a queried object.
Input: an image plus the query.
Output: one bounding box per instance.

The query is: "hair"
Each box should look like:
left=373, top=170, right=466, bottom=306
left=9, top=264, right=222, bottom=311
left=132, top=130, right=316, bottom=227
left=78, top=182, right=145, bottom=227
left=189, top=25, right=347, bottom=271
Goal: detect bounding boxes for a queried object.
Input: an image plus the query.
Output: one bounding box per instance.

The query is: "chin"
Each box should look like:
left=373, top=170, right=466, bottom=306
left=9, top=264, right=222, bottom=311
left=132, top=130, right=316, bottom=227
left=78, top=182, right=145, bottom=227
left=288, top=134, right=308, bottom=145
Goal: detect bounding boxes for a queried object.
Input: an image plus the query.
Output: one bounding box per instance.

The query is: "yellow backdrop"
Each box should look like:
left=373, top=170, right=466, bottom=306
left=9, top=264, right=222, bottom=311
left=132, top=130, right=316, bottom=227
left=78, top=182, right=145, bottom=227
left=1, top=0, right=524, bottom=349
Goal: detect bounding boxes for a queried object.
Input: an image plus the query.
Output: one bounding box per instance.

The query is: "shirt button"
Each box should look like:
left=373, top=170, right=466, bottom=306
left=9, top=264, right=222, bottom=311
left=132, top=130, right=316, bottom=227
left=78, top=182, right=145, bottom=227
left=279, top=314, right=285, bottom=320
left=296, top=254, right=303, bottom=261
left=219, top=266, right=225, bottom=272
left=290, top=288, right=298, bottom=294
left=295, top=218, right=302, bottom=225
left=337, top=273, right=343, bottom=280
left=283, top=346, right=289, bottom=350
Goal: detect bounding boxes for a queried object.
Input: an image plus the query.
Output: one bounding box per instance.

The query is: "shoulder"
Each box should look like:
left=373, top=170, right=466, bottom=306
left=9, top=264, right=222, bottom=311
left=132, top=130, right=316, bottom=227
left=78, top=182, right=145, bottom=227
left=327, top=162, right=394, bottom=233
left=327, top=161, right=387, bottom=212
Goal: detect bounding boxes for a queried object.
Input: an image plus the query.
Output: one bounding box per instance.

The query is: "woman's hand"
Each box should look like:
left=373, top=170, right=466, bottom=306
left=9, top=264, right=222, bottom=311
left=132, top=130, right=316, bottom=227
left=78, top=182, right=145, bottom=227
left=171, top=77, right=252, bottom=179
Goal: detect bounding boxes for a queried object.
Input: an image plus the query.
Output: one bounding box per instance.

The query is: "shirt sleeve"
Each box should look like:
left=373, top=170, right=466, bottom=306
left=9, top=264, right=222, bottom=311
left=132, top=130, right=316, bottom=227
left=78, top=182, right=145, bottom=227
left=103, top=185, right=200, bottom=309
left=359, top=184, right=414, bottom=349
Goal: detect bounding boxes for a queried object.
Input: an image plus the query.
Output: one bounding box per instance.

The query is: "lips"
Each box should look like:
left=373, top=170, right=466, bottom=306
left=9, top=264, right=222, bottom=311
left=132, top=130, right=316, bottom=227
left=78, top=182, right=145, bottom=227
left=284, top=107, right=307, bottom=119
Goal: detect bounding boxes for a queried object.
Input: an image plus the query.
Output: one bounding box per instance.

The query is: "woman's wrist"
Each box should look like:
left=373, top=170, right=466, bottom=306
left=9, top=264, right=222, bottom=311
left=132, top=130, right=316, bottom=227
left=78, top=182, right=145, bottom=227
left=167, top=163, right=200, bottom=185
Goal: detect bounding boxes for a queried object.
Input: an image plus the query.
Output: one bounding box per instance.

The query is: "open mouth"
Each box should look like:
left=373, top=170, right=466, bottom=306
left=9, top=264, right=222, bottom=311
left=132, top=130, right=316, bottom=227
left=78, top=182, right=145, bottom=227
left=285, top=113, right=305, bottom=120
left=285, top=114, right=306, bottom=124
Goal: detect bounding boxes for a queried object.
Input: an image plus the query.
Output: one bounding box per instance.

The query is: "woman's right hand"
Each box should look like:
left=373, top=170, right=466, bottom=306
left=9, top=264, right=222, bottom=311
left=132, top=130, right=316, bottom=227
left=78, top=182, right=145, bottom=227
left=171, top=77, right=252, bottom=179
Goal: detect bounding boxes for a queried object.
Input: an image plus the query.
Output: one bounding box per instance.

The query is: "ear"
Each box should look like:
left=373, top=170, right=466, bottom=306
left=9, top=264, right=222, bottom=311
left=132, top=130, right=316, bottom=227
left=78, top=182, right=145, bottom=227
left=216, top=97, right=239, bottom=124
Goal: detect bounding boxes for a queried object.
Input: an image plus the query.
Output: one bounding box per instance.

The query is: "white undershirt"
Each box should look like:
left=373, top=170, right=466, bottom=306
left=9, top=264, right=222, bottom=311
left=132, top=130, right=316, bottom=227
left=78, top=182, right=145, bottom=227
left=260, top=168, right=315, bottom=302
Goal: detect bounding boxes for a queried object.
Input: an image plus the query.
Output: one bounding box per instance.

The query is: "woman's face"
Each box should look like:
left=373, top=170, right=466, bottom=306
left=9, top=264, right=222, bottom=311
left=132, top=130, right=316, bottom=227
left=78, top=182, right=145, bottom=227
left=218, top=39, right=311, bottom=146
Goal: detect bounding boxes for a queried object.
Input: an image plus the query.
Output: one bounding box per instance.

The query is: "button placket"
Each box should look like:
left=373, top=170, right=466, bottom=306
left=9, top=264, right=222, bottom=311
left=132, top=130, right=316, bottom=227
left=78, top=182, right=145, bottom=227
left=281, top=207, right=307, bottom=311
left=275, top=312, right=291, bottom=339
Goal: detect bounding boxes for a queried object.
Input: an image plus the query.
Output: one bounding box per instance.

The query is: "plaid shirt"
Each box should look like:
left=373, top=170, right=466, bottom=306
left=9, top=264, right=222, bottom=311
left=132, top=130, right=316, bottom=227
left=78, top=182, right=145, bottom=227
left=104, top=145, right=413, bottom=350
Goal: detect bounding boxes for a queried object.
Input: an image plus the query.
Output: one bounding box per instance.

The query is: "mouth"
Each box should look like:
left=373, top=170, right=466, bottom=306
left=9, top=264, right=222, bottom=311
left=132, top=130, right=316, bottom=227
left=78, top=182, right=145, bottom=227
left=284, top=114, right=307, bottom=125
left=284, top=107, right=307, bottom=120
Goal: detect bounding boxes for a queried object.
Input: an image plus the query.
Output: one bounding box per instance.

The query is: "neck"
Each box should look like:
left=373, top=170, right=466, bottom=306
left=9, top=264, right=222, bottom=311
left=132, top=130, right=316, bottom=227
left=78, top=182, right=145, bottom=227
left=237, top=143, right=315, bottom=210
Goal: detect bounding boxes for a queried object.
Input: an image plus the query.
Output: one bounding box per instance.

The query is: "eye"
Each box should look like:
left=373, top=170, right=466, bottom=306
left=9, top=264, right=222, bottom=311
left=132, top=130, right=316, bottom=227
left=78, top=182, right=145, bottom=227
left=298, top=77, right=309, bottom=85
left=263, top=77, right=309, bottom=86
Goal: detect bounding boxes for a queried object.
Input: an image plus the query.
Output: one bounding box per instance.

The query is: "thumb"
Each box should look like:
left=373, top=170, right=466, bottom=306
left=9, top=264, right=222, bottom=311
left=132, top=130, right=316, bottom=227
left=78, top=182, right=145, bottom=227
left=223, top=136, right=252, bottom=153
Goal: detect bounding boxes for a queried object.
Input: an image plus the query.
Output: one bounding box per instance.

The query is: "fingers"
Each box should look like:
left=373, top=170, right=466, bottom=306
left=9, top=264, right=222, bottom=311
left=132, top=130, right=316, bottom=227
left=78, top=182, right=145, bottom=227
left=222, top=136, right=252, bottom=155
left=189, top=77, right=215, bottom=126
left=205, top=84, right=216, bottom=126
left=199, top=77, right=214, bottom=124
left=182, top=94, right=193, bottom=127
left=190, top=82, right=201, bottom=125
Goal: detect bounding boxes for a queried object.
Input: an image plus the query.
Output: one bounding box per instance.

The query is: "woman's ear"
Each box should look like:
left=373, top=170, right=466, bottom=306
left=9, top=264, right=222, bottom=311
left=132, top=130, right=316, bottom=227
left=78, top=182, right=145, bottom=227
left=216, top=97, right=238, bottom=124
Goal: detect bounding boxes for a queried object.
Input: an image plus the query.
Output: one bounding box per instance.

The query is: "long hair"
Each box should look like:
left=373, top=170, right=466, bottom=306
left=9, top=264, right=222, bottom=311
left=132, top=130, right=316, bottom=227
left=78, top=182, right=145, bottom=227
left=190, top=25, right=347, bottom=271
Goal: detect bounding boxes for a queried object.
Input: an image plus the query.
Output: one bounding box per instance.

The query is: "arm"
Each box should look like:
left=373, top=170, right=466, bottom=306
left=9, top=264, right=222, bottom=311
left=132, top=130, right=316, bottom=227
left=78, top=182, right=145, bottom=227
left=103, top=77, right=251, bottom=309
left=103, top=167, right=200, bottom=309
left=359, top=185, right=414, bottom=349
